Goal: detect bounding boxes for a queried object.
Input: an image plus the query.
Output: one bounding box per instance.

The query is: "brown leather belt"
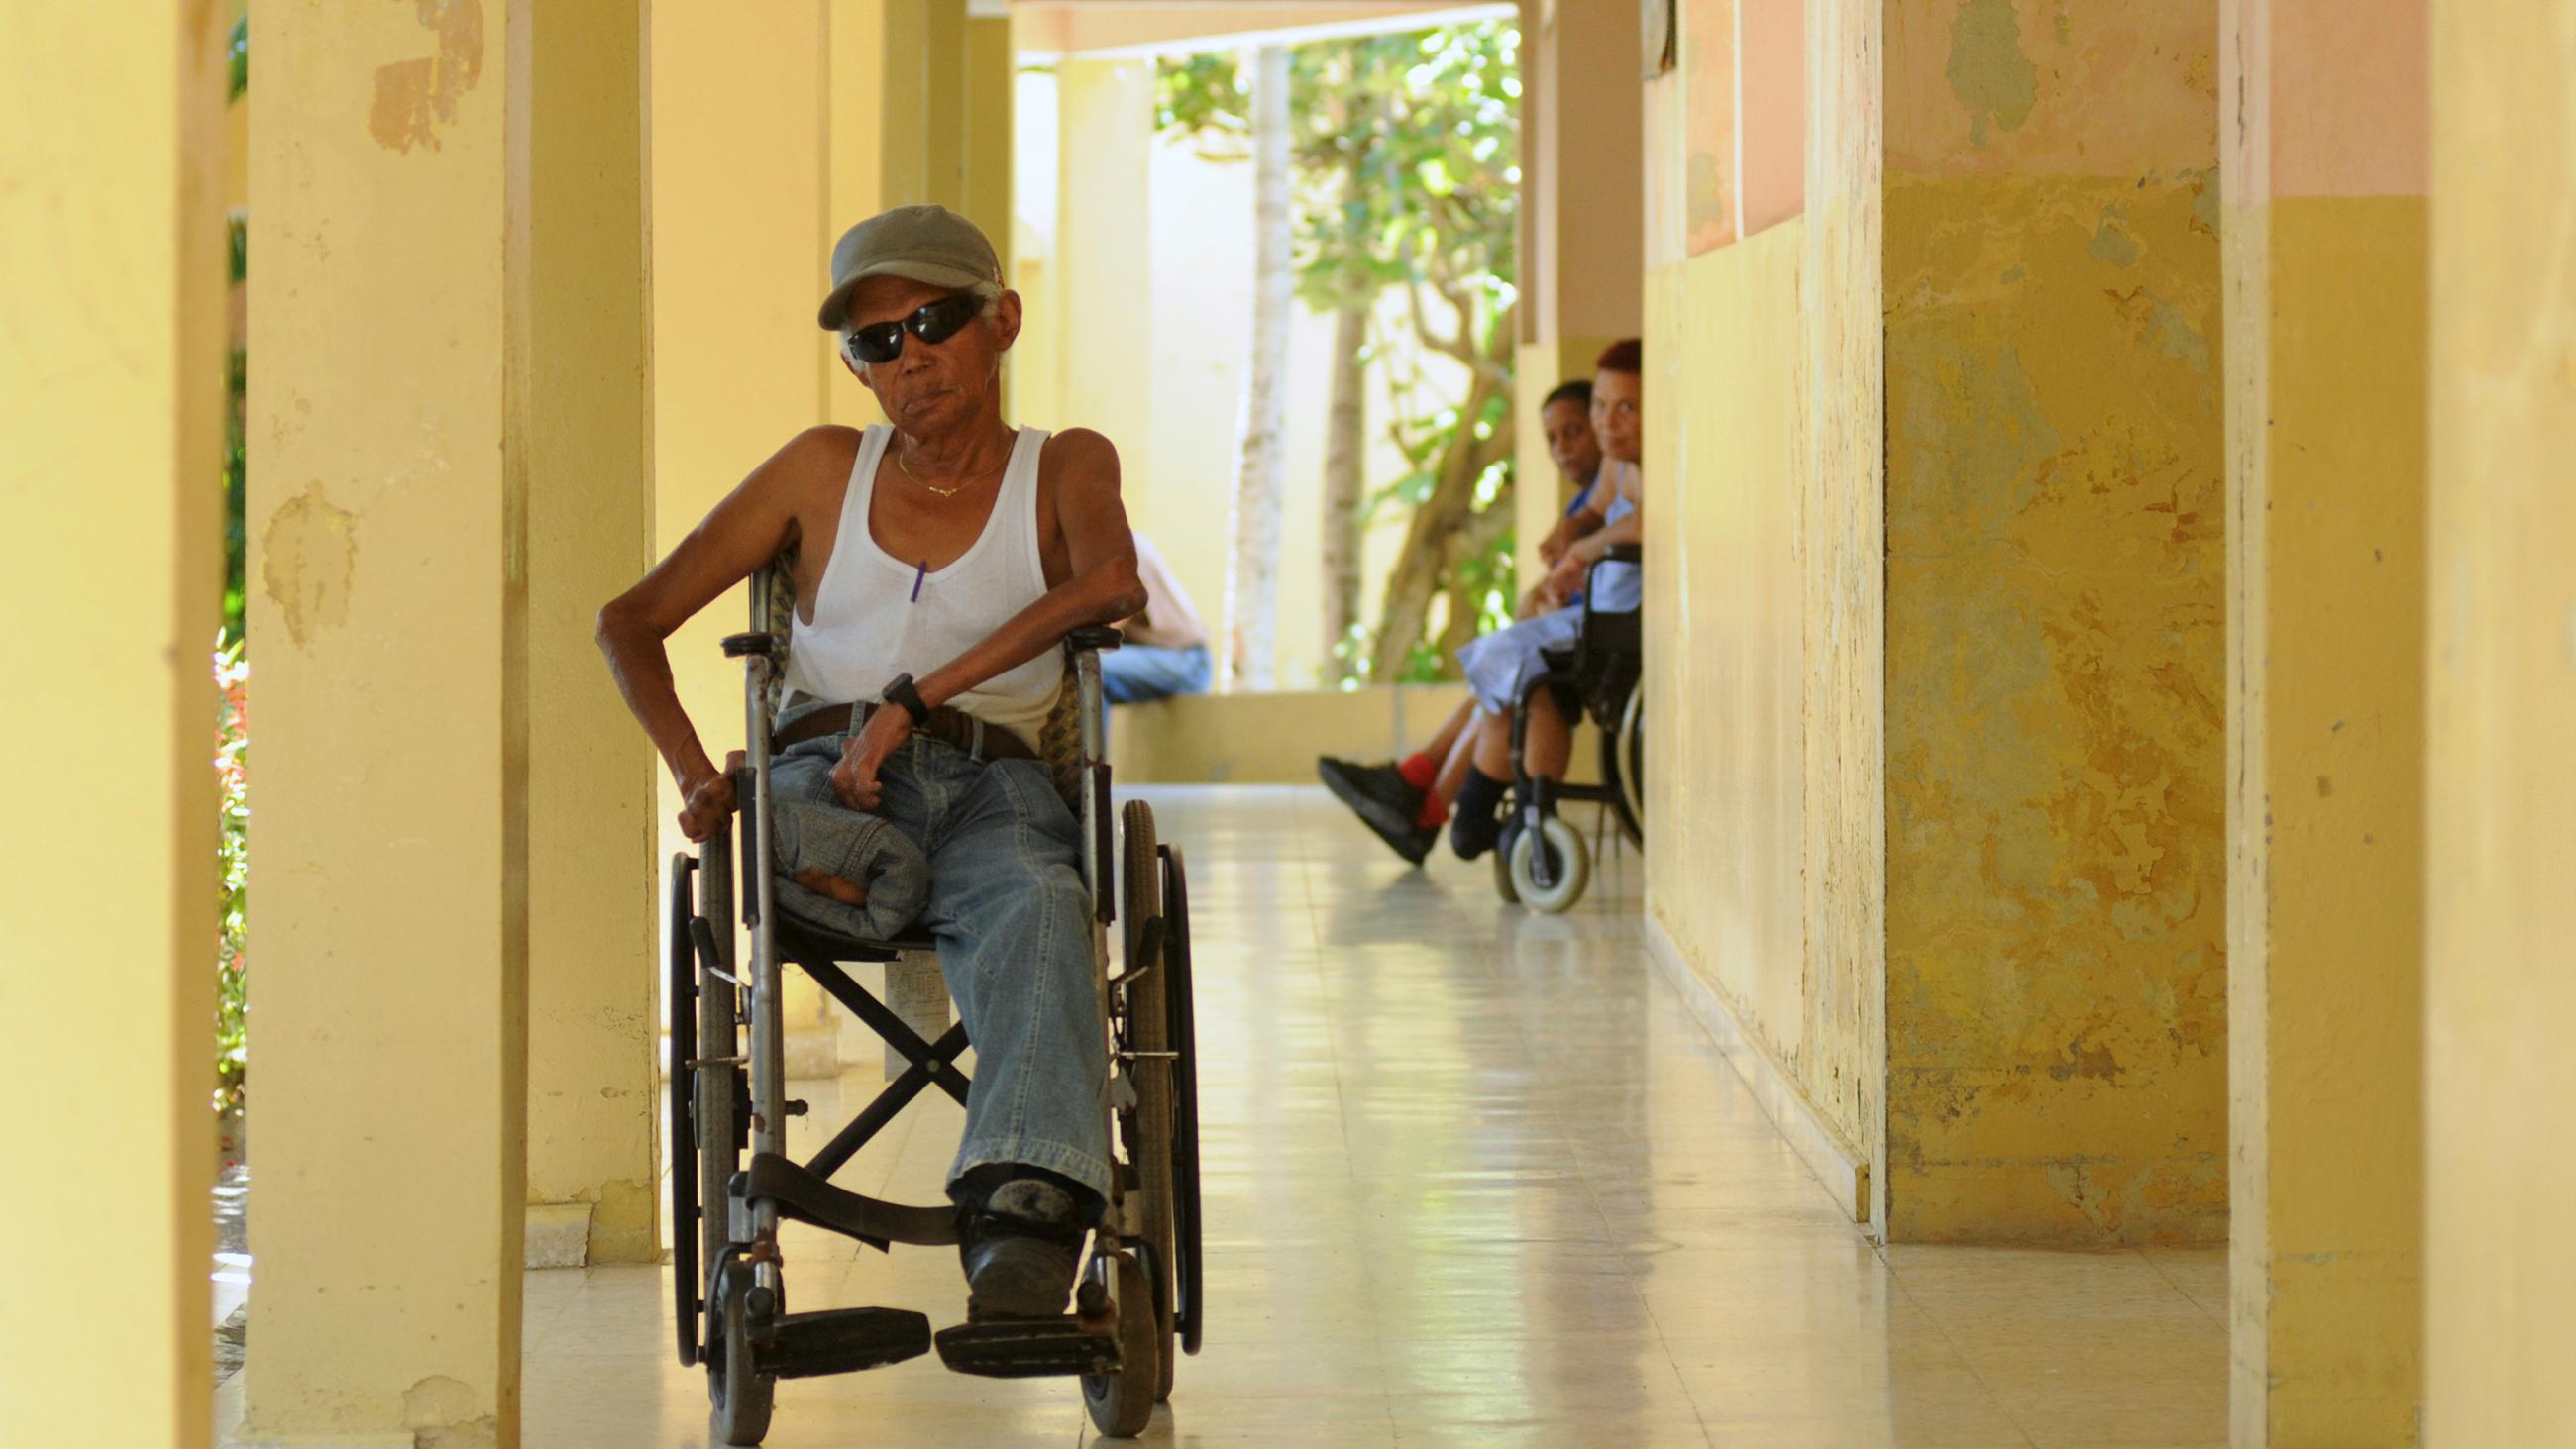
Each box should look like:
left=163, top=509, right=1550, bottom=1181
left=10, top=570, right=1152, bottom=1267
left=772, top=699, right=1036, bottom=762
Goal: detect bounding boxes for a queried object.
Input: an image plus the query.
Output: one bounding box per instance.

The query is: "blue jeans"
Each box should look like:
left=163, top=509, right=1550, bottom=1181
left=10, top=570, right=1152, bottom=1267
left=1100, top=643, right=1212, bottom=704
left=771, top=733, right=1112, bottom=1200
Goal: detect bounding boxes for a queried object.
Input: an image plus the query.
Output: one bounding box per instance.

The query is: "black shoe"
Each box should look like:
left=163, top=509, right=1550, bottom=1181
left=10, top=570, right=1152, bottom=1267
left=1449, top=767, right=1510, bottom=861
left=959, top=1179, right=1084, bottom=1318
left=1317, top=757, right=1436, bottom=866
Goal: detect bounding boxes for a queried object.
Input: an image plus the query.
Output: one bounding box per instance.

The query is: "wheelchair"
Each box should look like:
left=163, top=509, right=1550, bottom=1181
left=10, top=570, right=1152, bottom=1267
left=1492, top=544, right=1645, bottom=914
left=664, top=561, right=1204, bottom=1443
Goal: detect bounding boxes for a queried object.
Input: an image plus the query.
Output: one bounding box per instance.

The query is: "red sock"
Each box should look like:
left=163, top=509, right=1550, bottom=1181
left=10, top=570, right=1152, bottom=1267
left=1396, top=753, right=1438, bottom=790
left=1415, top=793, right=1449, bottom=830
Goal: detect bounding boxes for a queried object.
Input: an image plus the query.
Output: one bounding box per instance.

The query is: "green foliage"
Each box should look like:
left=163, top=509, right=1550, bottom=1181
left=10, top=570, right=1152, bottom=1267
left=214, top=637, right=249, bottom=1115
left=1157, top=23, right=1521, bottom=677
left=218, top=20, right=248, bottom=1115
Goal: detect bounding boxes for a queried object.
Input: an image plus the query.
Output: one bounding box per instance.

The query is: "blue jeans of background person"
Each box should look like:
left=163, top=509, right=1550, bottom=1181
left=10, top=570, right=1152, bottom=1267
left=1101, top=642, right=1212, bottom=704
left=771, top=732, right=1112, bottom=1201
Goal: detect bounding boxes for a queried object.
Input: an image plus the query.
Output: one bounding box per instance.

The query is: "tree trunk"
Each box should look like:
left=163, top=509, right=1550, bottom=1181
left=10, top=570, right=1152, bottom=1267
left=1367, top=335, right=1516, bottom=682
left=1321, top=305, right=1368, bottom=682
left=1224, top=44, right=1294, bottom=691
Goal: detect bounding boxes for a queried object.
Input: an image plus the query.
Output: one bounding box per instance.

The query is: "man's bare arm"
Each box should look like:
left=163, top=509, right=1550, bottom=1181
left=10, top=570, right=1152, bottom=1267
left=912, top=429, right=1144, bottom=711
left=596, top=427, right=842, bottom=804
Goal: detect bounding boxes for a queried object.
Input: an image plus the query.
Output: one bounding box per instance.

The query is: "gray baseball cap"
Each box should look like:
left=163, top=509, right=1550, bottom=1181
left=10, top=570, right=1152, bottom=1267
left=817, top=205, right=1003, bottom=331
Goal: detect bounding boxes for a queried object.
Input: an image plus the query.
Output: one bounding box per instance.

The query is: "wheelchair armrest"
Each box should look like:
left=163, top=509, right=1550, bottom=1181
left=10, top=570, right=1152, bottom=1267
left=1066, top=626, right=1125, bottom=654
left=722, top=630, right=785, bottom=660
left=1600, top=544, right=1642, bottom=566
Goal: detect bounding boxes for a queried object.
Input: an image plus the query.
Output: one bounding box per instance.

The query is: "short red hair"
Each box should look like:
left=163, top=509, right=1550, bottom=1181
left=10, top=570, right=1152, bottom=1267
left=1596, top=338, right=1642, bottom=374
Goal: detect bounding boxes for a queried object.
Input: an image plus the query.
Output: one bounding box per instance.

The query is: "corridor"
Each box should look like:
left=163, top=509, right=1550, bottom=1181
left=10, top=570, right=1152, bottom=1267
left=219, top=787, right=2222, bottom=1448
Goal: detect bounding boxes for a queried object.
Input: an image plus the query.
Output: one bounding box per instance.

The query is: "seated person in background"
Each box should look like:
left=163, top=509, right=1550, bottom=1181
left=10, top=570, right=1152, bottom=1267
left=1100, top=532, right=1212, bottom=704
left=1316, top=370, right=1617, bottom=865
left=1448, top=338, right=1643, bottom=861
left=595, top=204, right=1143, bottom=1321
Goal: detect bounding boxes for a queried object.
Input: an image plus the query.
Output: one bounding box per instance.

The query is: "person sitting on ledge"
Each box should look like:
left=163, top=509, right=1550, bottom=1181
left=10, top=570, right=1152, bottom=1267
left=1101, top=531, right=1212, bottom=704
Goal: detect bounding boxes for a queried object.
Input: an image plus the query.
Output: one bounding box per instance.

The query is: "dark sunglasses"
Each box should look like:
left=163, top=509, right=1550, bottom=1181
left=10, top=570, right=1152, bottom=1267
left=843, top=291, right=984, bottom=366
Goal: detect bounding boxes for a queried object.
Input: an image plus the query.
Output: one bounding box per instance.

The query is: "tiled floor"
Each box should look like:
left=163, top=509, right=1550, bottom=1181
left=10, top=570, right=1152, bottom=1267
left=218, top=785, right=2226, bottom=1447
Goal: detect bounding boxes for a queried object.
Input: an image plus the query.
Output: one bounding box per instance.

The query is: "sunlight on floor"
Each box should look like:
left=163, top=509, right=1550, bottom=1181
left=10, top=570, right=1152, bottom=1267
left=217, top=784, right=2223, bottom=1448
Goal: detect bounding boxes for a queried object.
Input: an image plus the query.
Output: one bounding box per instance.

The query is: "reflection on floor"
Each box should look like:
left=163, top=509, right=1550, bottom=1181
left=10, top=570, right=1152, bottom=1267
left=221, top=784, right=2226, bottom=1448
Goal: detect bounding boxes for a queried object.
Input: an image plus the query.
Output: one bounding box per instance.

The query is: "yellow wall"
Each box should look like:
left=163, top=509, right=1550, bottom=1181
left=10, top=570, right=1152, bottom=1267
left=1879, top=0, right=2226, bottom=1245
left=1640, top=0, right=1883, bottom=1201
left=2423, top=0, right=2576, bottom=1439
left=1646, top=0, right=2226, bottom=1244
left=0, top=6, right=225, bottom=1443
left=2221, top=0, right=2430, bottom=1437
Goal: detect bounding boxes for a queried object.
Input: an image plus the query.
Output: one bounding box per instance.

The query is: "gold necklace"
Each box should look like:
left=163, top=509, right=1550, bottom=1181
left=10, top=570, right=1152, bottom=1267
left=897, top=440, right=1002, bottom=498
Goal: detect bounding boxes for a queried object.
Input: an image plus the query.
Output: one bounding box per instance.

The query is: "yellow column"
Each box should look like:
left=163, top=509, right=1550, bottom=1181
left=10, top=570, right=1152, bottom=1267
left=2424, top=1, right=2576, bottom=1440
left=964, top=10, right=1017, bottom=282
left=1514, top=0, right=1644, bottom=578
left=524, top=0, right=659, bottom=1268
left=246, top=3, right=646, bottom=1438
left=0, top=6, right=224, bottom=1445
left=1879, top=0, right=2227, bottom=1244
left=2221, top=0, right=2429, bottom=1439
left=1052, top=59, right=1157, bottom=478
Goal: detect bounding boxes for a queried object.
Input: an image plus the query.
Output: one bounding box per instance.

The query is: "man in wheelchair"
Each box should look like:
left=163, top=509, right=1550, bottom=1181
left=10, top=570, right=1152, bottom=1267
left=596, top=204, right=1145, bottom=1322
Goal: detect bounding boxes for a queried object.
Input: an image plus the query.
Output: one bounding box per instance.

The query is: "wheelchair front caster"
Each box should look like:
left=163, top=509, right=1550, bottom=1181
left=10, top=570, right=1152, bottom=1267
left=707, top=1259, right=778, bottom=1446
left=1080, top=1252, right=1159, bottom=1438
left=1491, top=843, right=1520, bottom=904
left=1508, top=813, right=1591, bottom=914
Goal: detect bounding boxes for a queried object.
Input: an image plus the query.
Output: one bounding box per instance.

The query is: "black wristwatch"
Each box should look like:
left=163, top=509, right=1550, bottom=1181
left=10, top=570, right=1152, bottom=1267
left=881, top=673, right=932, bottom=726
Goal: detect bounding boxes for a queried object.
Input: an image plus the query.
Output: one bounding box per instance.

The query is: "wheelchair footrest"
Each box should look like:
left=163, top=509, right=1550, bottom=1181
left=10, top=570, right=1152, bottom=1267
left=762, top=1305, right=933, bottom=1380
left=933, top=1316, right=1120, bottom=1379
left=740, top=1153, right=960, bottom=1251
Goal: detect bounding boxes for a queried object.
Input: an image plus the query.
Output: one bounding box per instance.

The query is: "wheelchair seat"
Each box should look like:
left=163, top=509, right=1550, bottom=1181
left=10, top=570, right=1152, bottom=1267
left=773, top=908, right=937, bottom=966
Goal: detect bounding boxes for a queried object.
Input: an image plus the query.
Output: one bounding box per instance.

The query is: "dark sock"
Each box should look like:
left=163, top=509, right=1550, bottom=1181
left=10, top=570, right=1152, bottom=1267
left=1449, top=768, right=1510, bottom=860
left=953, top=1162, right=1104, bottom=1227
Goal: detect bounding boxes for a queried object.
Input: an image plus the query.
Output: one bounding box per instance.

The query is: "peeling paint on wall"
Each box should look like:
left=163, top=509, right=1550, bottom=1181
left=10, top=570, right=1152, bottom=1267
left=370, top=0, right=485, bottom=155
left=1947, top=0, right=2037, bottom=147
left=1883, top=166, right=2227, bottom=1245
left=260, top=482, right=359, bottom=647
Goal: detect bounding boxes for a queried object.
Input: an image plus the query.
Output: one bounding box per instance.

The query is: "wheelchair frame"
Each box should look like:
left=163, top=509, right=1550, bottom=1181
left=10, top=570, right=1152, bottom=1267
left=663, top=564, right=1204, bottom=1444
left=1495, top=543, right=1646, bottom=913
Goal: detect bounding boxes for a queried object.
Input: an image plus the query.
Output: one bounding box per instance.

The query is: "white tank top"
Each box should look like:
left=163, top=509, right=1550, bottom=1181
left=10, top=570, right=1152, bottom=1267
left=783, top=424, right=1062, bottom=746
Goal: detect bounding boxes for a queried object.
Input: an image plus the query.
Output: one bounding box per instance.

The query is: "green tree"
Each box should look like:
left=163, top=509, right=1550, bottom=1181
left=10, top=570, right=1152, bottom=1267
left=1159, top=21, right=1520, bottom=682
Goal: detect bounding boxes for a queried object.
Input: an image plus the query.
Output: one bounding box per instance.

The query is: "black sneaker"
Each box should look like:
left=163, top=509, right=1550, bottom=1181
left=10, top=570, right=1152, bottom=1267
left=959, top=1179, right=1083, bottom=1318
left=1316, top=757, right=1436, bottom=866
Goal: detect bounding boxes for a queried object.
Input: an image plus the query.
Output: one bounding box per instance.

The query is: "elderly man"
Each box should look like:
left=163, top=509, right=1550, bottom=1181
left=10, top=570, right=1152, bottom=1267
left=596, top=204, right=1144, bottom=1319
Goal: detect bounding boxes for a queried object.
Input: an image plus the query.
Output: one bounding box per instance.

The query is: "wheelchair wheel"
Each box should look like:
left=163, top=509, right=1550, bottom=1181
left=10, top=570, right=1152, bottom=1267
left=1616, top=684, right=1646, bottom=844
left=1081, top=1251, right=1159, bottom=1438
left=695, top=830, right=744, bottom=1343
left=1491, top=842, right=1520, bottom=903
left=1118, top=801, right=1178, bottom=1400
left=668, top=854, right=703, bottom=1366
left=1161, top=845, right=1205, bottom=1360
left=1509, top=814, right=1591, bottom=914
left=707, top=1258, right=776, bottom=1446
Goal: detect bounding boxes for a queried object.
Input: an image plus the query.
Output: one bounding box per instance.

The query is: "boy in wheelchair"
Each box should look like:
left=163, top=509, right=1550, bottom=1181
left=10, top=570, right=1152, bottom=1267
left=596, top=204, right=1145, bottom=1320
left=1321, top=338, right=1645, bottom=869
